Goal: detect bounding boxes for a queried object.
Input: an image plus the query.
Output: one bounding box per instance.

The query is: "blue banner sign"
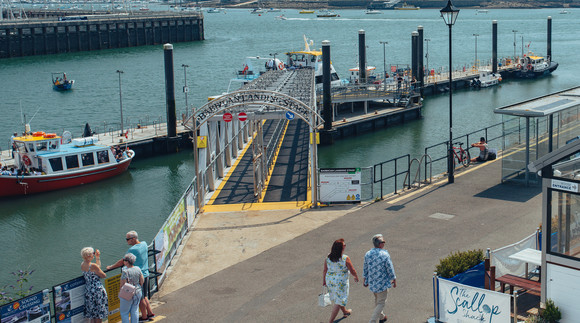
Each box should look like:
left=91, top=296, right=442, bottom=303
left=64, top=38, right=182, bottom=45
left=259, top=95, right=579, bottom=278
left=0, top=290, right=51, bottom=323
left=52, top=276, right=88, bottom=323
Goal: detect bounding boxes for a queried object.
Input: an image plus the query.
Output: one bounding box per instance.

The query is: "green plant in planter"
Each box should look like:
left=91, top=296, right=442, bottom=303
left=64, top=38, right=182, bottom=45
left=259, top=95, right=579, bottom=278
left=541, top=299, right=561, bottom=323
left=436, top=249, right=484, bottom=278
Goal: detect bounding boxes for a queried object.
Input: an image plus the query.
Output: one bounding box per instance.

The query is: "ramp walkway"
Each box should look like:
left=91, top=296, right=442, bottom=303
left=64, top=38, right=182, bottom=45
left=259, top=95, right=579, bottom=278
left=154, top=157, right=543, bottom=322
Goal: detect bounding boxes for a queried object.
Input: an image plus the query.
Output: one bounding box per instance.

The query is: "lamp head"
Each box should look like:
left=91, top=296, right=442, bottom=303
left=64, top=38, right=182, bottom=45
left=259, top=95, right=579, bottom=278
left=440, top=0, right=460, bottom=26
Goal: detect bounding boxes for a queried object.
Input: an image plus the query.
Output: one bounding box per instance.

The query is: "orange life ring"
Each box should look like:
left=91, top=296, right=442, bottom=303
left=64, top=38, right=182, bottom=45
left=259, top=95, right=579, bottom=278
left=32, top=131, right=45, bottom=137
left=278, top=62, right=284, bottom=70
left=22, top=155, right=31, bottom=166
left=527, top=64, right=532, bottom=70
left=43, top=133, right=57, bottom=138
left=517, top=64, right=521, bottom=69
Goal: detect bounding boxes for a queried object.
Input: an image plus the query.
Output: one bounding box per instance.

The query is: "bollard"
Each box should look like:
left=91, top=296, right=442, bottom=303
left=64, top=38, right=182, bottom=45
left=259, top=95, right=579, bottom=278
left=164, top=43, right=177, bottom=138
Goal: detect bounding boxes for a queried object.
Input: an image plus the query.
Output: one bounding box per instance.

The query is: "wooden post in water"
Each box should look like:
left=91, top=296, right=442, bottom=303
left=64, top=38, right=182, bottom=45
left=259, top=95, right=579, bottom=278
left=164, top=43, right=177, bottom=138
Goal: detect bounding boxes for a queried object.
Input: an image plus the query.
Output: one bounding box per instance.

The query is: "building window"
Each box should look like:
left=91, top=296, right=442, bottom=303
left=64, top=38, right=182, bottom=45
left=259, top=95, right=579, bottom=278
left=549, top=190, right=580, bottom=259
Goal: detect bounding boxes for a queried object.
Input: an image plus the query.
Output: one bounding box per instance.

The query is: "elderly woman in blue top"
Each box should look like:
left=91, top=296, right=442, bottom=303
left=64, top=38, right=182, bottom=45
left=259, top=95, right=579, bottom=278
left=363, top=234, right=397, bottom=323
left=119, top=253, right=143, bottom=323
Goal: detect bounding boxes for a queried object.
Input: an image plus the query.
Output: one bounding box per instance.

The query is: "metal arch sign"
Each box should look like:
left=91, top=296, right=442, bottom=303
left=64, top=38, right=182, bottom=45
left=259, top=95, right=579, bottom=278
left=188, top=90, right=323, bottom=129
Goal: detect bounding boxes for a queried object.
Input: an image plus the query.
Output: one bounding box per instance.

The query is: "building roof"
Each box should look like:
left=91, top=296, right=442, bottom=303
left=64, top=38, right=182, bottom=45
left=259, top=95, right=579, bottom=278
left=495, top=86, right=580, bottom=117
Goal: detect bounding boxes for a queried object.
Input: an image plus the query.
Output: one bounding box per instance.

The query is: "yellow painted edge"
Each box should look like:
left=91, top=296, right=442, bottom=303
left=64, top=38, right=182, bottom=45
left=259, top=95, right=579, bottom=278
left=206, top=123, right=261, bottom=205
left=258, top=120, right=290, bottom=203
left=204, top=200, right=312, bottom=213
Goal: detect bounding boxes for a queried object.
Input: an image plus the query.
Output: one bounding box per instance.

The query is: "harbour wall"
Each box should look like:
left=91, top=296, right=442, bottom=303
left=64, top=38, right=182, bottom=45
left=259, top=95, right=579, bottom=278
left=0, top=11, right=204, bottom=58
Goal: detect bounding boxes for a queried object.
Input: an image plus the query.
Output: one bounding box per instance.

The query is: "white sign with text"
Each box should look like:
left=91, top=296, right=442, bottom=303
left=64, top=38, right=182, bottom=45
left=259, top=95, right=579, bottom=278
left=438, top=278, right=510, bottom=323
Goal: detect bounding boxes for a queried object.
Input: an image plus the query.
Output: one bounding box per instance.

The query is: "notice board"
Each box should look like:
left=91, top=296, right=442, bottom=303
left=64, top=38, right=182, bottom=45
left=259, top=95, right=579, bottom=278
left=319, top=168, right=361, bottom=203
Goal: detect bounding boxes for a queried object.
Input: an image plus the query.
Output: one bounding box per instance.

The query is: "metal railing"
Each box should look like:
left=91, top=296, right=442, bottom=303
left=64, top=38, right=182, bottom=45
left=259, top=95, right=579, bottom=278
left=373, top=154, right=411, bottom=198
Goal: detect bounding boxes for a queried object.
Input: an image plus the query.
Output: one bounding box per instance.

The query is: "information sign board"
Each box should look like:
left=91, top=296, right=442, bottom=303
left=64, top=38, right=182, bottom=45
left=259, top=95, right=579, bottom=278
left=104, top=273, right=122, bottom=323
left=0, top=290, right=51, bottom=323
left=319, top=168, right=361, bottom=203
left=52, top=276, right=88, bottom=323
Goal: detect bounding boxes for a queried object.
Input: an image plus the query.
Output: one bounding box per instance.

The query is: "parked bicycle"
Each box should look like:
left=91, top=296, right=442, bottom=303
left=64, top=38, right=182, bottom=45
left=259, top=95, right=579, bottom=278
left=451, top=142, right=471, bottom=168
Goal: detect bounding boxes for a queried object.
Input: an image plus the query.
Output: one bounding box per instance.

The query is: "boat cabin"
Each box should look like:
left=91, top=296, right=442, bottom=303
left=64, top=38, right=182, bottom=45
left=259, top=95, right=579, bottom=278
left=13, top=133, right=117, bottom=175
left=519, top=54, right=549, bottom=71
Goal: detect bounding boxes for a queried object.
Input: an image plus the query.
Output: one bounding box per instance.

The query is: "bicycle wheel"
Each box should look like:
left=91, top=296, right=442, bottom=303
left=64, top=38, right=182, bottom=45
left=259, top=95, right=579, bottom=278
left=462, top=151, right=471, bottom=167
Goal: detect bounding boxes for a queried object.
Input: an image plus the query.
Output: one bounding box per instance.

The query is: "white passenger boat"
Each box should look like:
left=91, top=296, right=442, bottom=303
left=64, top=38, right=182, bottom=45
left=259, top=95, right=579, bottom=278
left=285, top=36, right=343, bottom=89
left=470, top=70, right=501, bottom=88
left=0, top=131, right=134, bottom=196
left=317, top=10, right=339, bottom=17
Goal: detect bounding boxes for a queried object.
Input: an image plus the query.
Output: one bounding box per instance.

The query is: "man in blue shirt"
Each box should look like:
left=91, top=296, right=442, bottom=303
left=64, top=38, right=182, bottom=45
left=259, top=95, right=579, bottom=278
left=108, top=230, right=155, bottom=321
left=363, top=234, right=397, bottom=323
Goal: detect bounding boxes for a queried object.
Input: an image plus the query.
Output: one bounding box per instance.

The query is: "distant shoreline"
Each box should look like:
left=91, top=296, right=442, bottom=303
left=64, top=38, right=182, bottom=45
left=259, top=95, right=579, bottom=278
left=204, top=2, right=579, bottom=10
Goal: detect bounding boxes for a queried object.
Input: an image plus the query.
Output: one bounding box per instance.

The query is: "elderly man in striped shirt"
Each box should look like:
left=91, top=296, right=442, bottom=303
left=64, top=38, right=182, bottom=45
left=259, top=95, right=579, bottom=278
left=363, top=234, right=397, bottom=323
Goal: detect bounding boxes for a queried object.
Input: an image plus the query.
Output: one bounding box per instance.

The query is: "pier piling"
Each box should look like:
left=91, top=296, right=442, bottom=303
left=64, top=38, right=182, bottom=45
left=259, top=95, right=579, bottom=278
left=547, top=16, right=552, bottom=60
left=322, top=40, right=332, bottom=132
left=358, top=30, right=366, bottom=83
left=418, top=26, right=424, bottom=95
left=164, top=43, right=177, bottom=139
left=412, top=31, right=419, bottom=84
left=492, top=20, right=498, bottom=74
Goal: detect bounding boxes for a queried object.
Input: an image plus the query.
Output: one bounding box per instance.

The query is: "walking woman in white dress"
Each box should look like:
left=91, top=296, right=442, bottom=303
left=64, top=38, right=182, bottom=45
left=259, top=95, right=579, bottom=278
left=323, top=239, right=359, bottom=322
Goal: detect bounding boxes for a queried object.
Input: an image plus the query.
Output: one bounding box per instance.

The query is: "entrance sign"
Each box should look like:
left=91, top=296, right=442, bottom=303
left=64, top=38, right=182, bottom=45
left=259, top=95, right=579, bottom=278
left=285, top=111, right=295, bottom=120
left=238, top=112, right=247, bottom=121
left=437, top=278, right=509, bottom=323
left=223, top=112, right=233, bottom=122
left=319, top=168, right=361, bottom=203
left=551, top=179, right=579, bottom=193
left=0, top=290, right=51, bottom=323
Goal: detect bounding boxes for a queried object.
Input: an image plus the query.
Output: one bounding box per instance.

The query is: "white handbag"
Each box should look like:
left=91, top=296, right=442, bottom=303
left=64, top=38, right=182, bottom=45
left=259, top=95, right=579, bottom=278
left=318, top=286, right=331, bottom=307
left=119, top=282, right=136, bottom=301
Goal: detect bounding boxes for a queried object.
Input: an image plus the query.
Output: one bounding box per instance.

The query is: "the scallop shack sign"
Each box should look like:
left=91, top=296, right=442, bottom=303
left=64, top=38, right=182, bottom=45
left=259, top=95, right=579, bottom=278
left=437, top=278, right=510, bottom=322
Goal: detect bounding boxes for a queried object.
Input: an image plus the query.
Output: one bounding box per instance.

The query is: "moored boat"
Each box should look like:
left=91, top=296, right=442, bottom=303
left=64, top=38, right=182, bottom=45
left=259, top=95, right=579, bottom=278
left=394, top=2, right=419, bottom=10
left=317, top=10, right=339, bottom=17
left=365, top=9, right=383, bottom=14
left=511, top=53, right=558, bottom=78
left=299, top=9, right=315, bottom=14
left=470, top=70, right=501, bottom=88
left=0, top=131, right=134, bottom=196
left=52, top=72, right=74, bottom=91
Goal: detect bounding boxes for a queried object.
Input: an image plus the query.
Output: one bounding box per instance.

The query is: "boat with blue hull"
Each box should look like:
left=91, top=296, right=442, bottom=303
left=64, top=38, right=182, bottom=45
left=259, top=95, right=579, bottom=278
left=52, top=72, right=74, bottom=91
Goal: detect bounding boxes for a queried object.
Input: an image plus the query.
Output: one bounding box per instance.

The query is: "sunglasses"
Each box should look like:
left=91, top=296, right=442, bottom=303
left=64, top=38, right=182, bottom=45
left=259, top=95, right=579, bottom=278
left=126, top=237, right=134, bottom=241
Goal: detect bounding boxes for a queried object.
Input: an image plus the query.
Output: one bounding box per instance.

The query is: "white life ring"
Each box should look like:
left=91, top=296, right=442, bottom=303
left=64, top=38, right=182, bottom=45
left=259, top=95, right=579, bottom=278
left=126, top=149, right=135, bottom=159
left=22, top=155, right=31, bottom=166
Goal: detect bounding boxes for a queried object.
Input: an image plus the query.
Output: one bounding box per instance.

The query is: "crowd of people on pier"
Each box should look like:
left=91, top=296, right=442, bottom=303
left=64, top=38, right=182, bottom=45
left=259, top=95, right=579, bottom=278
left=81, top=230, right=155, bottom=323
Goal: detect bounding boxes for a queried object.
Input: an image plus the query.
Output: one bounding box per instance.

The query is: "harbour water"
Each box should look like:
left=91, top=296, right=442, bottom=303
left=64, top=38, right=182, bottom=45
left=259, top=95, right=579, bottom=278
left=0, top=8, right=578, bottom=291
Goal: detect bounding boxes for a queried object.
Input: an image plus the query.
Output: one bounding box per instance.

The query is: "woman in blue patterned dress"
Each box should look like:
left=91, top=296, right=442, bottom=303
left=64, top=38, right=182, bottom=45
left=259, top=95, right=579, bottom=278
left=323, top=239, right=359, bottom=323
left=80, top=247, right=108, bottom=323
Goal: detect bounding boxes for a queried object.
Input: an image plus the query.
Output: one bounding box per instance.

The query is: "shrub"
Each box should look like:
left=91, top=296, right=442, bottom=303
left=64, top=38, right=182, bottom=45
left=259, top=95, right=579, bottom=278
left=436, top=249, right=484, bottom=279
left=541, top=299, right=561, bottom=323
left=0, top=268, right=35, bottom=306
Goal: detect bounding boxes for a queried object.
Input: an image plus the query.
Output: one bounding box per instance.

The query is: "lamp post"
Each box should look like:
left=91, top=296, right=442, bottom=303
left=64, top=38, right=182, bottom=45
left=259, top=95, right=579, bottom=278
left=379, top=41, right=388, bottom=80
left=441, top=0, right=459, bottom=184
left=182, top=64, right=189, bottom=119
left=270, top=52, right=278, bottom=70
left=512, top=30, right=518, bottom=60
left=473, top=33, right=479, bottom=70
left=116, top=70, right=124, bottom=137
left=424, top=38, right=430, bottom=77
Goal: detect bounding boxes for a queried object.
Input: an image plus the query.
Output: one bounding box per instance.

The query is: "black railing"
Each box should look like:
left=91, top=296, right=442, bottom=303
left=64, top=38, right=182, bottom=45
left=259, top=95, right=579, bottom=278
left=373, top=154, right=410, bottom=197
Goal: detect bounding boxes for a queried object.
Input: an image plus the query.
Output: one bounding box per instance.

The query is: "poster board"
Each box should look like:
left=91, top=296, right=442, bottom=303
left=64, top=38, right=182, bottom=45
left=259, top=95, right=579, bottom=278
left=52, top=276, right=88, bottom=323
left=104, top=273, right=122, bottom=323
left=319, top=168, right=362, bottom=203
left=154, top=198, right=187, bottom=276
left=437, top=278, right=510, bottom=323
left=0, top=290, right=51, bottom=323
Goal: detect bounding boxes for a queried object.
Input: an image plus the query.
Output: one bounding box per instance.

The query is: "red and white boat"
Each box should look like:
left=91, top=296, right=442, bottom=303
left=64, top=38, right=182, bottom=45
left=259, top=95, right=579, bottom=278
left=0, top=131, right=134, bottom=197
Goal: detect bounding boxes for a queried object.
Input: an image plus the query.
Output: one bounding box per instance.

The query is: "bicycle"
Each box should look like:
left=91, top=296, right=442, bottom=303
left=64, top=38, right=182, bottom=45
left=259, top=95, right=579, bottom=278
left=451, top=142, right=471, bottom=168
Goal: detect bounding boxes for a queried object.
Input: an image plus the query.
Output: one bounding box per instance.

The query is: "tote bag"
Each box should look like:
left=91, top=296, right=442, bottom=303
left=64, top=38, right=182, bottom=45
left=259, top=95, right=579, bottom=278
left=318, top=286, right=331, bottom=307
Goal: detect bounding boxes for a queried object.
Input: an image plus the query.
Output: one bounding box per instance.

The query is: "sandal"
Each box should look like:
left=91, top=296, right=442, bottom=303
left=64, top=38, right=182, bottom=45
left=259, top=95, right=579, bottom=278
left=343, top=309, right=352, bottom=317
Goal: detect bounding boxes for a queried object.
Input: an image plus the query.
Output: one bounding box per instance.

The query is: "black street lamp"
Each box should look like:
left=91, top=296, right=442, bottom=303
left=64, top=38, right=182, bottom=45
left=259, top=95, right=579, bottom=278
left=116, top=70, right=124, bottom=137
left=424, top=38, right=430, bottom=77
left=379, top=41, right=388, bottom=80
left=473, top=33, right=479, bottom=70
left=441, top=0, right=459, bottom=184
left=182, top=64, right=190, bottom=119
left=512, top=30, right=518, bottom=60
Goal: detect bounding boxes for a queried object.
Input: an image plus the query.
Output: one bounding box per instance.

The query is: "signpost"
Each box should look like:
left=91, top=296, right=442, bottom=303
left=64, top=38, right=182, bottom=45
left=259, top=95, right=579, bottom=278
left=223, top=112, right=233, bottom=122
left=285, top=111, right=295, bottom=120
left=238, top=112, right=247, bottom=121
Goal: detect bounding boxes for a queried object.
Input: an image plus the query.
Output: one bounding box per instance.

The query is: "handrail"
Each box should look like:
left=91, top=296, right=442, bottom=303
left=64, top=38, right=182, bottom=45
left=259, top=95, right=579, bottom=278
left=373, top=154, right=410, bottom=198
left=404, top=154, right=432, bottom=190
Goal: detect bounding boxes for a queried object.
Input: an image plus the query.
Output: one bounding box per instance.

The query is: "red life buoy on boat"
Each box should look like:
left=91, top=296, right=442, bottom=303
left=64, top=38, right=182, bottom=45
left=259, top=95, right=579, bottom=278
left=527, top=64, right=532, bottom=70
left=43, top=133, right=57, bottom=138
left=517, top=64, right=522, bottom=69
left=32, top=131, right=45, bottom=137
left=22, top=155, right=31, bottom=166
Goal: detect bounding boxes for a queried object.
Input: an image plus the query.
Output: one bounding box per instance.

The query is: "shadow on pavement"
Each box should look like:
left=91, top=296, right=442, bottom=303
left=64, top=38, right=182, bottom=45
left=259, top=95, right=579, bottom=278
left=474, top=183, right=541, bottom=202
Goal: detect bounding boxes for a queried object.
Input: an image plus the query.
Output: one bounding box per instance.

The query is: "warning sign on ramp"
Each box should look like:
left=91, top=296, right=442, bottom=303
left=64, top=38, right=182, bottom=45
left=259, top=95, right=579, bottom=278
left=319, top=168, right=361, bottom=203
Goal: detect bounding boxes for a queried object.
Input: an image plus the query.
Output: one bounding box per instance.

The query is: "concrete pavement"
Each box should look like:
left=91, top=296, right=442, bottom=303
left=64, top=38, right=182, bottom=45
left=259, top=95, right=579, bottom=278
left=152, top=158, right=542, bottom=322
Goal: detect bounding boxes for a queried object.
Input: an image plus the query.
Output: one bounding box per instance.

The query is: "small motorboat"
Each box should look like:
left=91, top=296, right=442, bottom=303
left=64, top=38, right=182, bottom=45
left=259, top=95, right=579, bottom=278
left=365, top=9, right=383, bottom=14
left=470, top=70, right=501, bottom=88
left=267, top=8, right=281, bottom=12
left=250, top=7, right=265, bottom=14
left=275, top=14, right=287, bottom=20
left=299, top=9, right=315, bottom=14
left=52, top=72, right=74, bottom=91
left=559, top=9, right=570, bottom=14
left=317, top=10, right=339, bottom=17
left=1, top=129, right=135, bottom=196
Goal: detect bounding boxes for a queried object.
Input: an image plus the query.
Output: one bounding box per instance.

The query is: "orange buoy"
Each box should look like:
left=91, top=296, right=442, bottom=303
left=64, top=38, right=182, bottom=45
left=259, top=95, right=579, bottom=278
left=32, top=131, right=45, bottom=137
left=43, top=133, right=57, bottom=138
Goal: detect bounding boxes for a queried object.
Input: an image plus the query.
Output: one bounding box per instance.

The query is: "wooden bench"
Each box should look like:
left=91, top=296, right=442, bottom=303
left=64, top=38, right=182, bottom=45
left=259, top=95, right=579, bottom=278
left=495, top=274, right=541, bottom=296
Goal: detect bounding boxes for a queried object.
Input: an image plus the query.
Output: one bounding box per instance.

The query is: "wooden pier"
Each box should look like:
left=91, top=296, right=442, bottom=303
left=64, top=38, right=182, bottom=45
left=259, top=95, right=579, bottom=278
left=0, top=11, right=204, bottom=58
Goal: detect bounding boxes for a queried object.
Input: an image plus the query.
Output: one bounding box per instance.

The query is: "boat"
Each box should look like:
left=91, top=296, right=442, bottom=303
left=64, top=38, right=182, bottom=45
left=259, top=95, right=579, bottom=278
left=470, top=70, right=501, bottom=88
left=250, top=8, right=265, bottom=14
left=477, top=9, right=489, bottom=13
left=559, top=9, right=570, bottom=14
left=394, top=3, right=419, bottom=10
left=206, top=8, right=221, bottom=13
left=348, top=66, right=377, bottom=83
left=1, top=130, right=135, bottom=196
left=512, top=53, right=559, bottom=78
left=299, top=9, right=315, bottom=14
left=227, top=56, right=270, bottom=92
left=52, top=72, right=74, bottom=91
left=285, top=35, right=343, bottom=90
left=267, top=8, right=281, bottom=12
left=275, top=14, right=287, bottom=20
left=365, top=9, right=383, bottom=14
left=317, top=10, right=339, bottom=17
